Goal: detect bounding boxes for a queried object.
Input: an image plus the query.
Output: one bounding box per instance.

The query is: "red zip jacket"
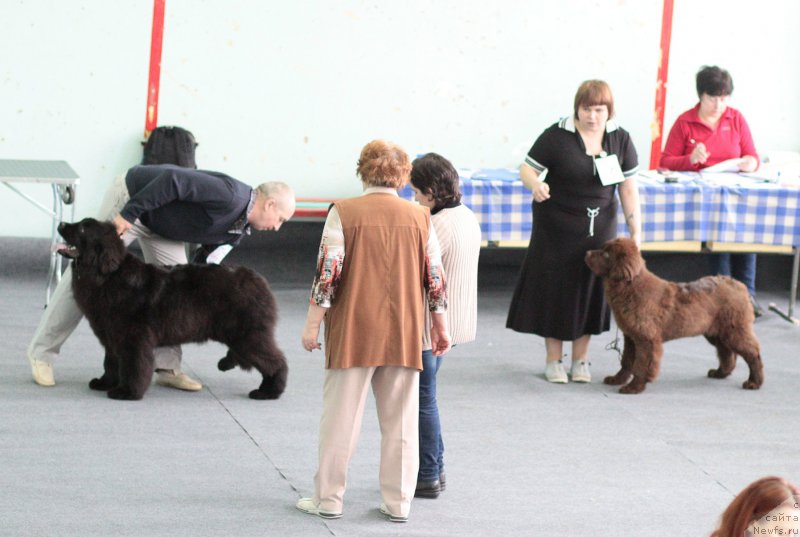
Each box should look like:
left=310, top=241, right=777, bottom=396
left=659, top=104, right=758, bottom=171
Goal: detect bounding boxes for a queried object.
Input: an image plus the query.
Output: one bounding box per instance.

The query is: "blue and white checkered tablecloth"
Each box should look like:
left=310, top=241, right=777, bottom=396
left=400, top=178, right=531, bottom=241
left=702, top=182, right=800, bottom=246
left=461, top=179, right=532, bottom=241
left=400, top=169, right=800, bottom=246
left=635, top=183, right=708, bottom=242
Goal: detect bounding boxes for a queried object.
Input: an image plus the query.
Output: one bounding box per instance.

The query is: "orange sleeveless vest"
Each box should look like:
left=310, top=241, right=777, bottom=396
left=324, top=193, right=430, bottom=370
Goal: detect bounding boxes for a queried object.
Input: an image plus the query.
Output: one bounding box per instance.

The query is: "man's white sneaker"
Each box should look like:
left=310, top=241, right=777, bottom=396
left=545, top=360, right=568, bottom=384
left=29, top=356, right=55, bottom=387
left=570, top=361, right=592, bottom=383
left=155, top=369, right=202, bottom=391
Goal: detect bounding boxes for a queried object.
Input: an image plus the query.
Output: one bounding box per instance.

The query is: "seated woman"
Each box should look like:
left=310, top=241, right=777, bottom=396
left=660, top=65, right=763, bottom=317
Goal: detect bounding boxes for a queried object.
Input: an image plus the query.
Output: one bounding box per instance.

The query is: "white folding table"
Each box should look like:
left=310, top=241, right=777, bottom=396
left=1, top=159, right=80, bottom=306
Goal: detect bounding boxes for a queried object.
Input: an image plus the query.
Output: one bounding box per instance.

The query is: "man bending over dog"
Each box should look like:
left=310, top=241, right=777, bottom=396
left=27, top=164, right=296, bottom=391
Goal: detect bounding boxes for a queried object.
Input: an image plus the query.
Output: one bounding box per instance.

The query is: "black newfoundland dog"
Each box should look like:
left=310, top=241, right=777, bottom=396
left=57, top=218, right=288, bottom=401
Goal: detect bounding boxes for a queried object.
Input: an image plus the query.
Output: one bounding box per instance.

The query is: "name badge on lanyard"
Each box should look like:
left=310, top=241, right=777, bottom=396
left=595, top=154, right=625, bottom=186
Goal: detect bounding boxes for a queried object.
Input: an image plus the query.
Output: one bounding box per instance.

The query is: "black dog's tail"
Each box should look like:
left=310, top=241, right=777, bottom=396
left=234, top=268, right=279, bottom=321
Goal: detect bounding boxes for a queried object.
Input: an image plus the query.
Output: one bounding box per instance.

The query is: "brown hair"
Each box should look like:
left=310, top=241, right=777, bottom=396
left=711, top=477, right=800, bottom=537
left=573, top=80, right=615, bottom=119
left=356, top=140, right=412, bottom=189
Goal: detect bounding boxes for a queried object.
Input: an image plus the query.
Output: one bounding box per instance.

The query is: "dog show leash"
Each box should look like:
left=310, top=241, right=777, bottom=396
left=605, top=326, right=623, bottom=362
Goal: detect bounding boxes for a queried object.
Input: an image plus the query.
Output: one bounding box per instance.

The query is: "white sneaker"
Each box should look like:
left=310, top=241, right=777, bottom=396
left=570, top=361, right=591, bottom=383
left=28, top=355, right=55, bottom=387
left=155, top=369, right=202, bottom=391
left=544, top=361, right=568, bottom=384
left=296, top=498, right=342, bottom=519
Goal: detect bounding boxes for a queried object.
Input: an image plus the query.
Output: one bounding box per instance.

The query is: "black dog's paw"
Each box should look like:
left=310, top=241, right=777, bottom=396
left=89, top=376, right=116, bottom=391
left=107, top=387, right=143, bottom=401
left=218, top=356, right=236, bottom=371
left=248, top=388, right=280, bottom=400
left=742, top=380, right=761, bottom=390
left=707, top=368, right=731, bottom=379
left=249, top=374, right=286, bottom=400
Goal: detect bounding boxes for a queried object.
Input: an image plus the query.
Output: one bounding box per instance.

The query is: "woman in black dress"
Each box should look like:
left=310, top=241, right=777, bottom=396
left=506, top=80, right=641, bottom=384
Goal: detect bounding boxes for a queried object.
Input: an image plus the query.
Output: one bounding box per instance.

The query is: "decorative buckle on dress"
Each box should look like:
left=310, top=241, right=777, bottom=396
left=586, top=207, right=600, bottom=237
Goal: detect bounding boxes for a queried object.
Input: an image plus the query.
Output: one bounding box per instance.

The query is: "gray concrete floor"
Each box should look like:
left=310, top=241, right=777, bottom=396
left=2, top=228, right=799, bottom=537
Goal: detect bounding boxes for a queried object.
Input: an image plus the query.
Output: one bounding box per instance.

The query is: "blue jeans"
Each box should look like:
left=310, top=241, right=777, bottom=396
left=418, top=349, right=445, bottom=482
left=709, top=253, right=757, bottom=296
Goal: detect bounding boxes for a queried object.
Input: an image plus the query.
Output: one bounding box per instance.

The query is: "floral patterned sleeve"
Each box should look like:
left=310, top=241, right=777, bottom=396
left=425, top=224, right=447, bottom=313
left=310, top=206, right=344, bottom=308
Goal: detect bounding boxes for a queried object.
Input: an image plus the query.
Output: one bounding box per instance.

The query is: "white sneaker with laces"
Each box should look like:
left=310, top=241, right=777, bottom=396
left=570, top=361, right=591, bottom=383
left=544, top=360, right=568, bottom=384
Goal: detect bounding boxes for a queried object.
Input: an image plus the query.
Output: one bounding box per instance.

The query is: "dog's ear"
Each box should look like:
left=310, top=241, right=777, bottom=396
left=610, top=242, right=645, bottom=282
left=97, top=239, right=125, bottom=275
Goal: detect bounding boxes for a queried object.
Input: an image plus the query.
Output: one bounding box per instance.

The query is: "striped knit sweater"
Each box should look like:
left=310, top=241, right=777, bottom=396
left=422, top=203, right=482, bottom=350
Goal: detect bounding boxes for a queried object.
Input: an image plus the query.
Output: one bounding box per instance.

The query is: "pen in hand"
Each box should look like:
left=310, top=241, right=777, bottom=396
left=690, top=140, right=709, bottom=165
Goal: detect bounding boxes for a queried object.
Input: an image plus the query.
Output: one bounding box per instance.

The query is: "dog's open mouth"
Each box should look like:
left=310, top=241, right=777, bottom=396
left=54, top=242, right=79, bottom=259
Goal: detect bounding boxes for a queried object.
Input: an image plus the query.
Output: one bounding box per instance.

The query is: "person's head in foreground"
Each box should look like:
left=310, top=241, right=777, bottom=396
left=711, top=476, right=800, bottom=536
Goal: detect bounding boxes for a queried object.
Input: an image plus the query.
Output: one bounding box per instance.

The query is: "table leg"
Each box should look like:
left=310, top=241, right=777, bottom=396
left=768, top=246, right=800, bottom=325
left=45, top=183, right=64, bottom=307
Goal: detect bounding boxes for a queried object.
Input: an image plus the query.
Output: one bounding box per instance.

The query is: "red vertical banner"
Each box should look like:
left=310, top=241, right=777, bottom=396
left=144, top=0, right=166, bottom=138
left=649, top=0, right=674, bottom=169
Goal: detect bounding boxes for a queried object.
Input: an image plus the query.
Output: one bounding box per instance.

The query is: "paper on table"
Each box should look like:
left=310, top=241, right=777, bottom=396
left=742, top=162, right=800, bottom=186
left=702, top=158, right=744, bottom=173
left=739, top=164, right=780, bottom=183
left=700, top=172, right=773, bottom=187
left=638, top=170, right=697, bottom=185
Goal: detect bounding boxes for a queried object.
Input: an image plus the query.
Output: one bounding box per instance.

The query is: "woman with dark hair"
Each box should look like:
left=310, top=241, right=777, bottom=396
left=409, top=153, right=481, bottom=499
left=710, top=476, right=800, bottom=536
left=297, top=140, right=450, bottom=523
left=660, top=66, right=758, bottom=173
left=659, top=65, right=762, bottom=316
left=410, top=153, right=463, bottom=207
left=506, top=79, right=641, bottom=384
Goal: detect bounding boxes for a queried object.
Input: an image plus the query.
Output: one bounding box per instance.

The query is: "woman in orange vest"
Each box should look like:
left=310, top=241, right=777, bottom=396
left=297, top=139, right=451, bottom=523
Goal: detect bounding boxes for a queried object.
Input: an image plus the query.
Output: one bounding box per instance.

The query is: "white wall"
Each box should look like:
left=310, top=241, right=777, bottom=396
left=2, top=0, right=798, bottom=238
left=664, top=0, right=800, bottom=159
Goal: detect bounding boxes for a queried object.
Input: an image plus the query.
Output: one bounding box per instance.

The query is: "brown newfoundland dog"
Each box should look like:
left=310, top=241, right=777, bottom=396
left=585, top=237, right=763, bottom=394
left=57, top=218, right=288, bottom=401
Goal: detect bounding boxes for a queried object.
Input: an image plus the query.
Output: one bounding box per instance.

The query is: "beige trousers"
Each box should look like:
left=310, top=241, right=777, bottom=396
left=313, top=366, right=419, bottom=517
